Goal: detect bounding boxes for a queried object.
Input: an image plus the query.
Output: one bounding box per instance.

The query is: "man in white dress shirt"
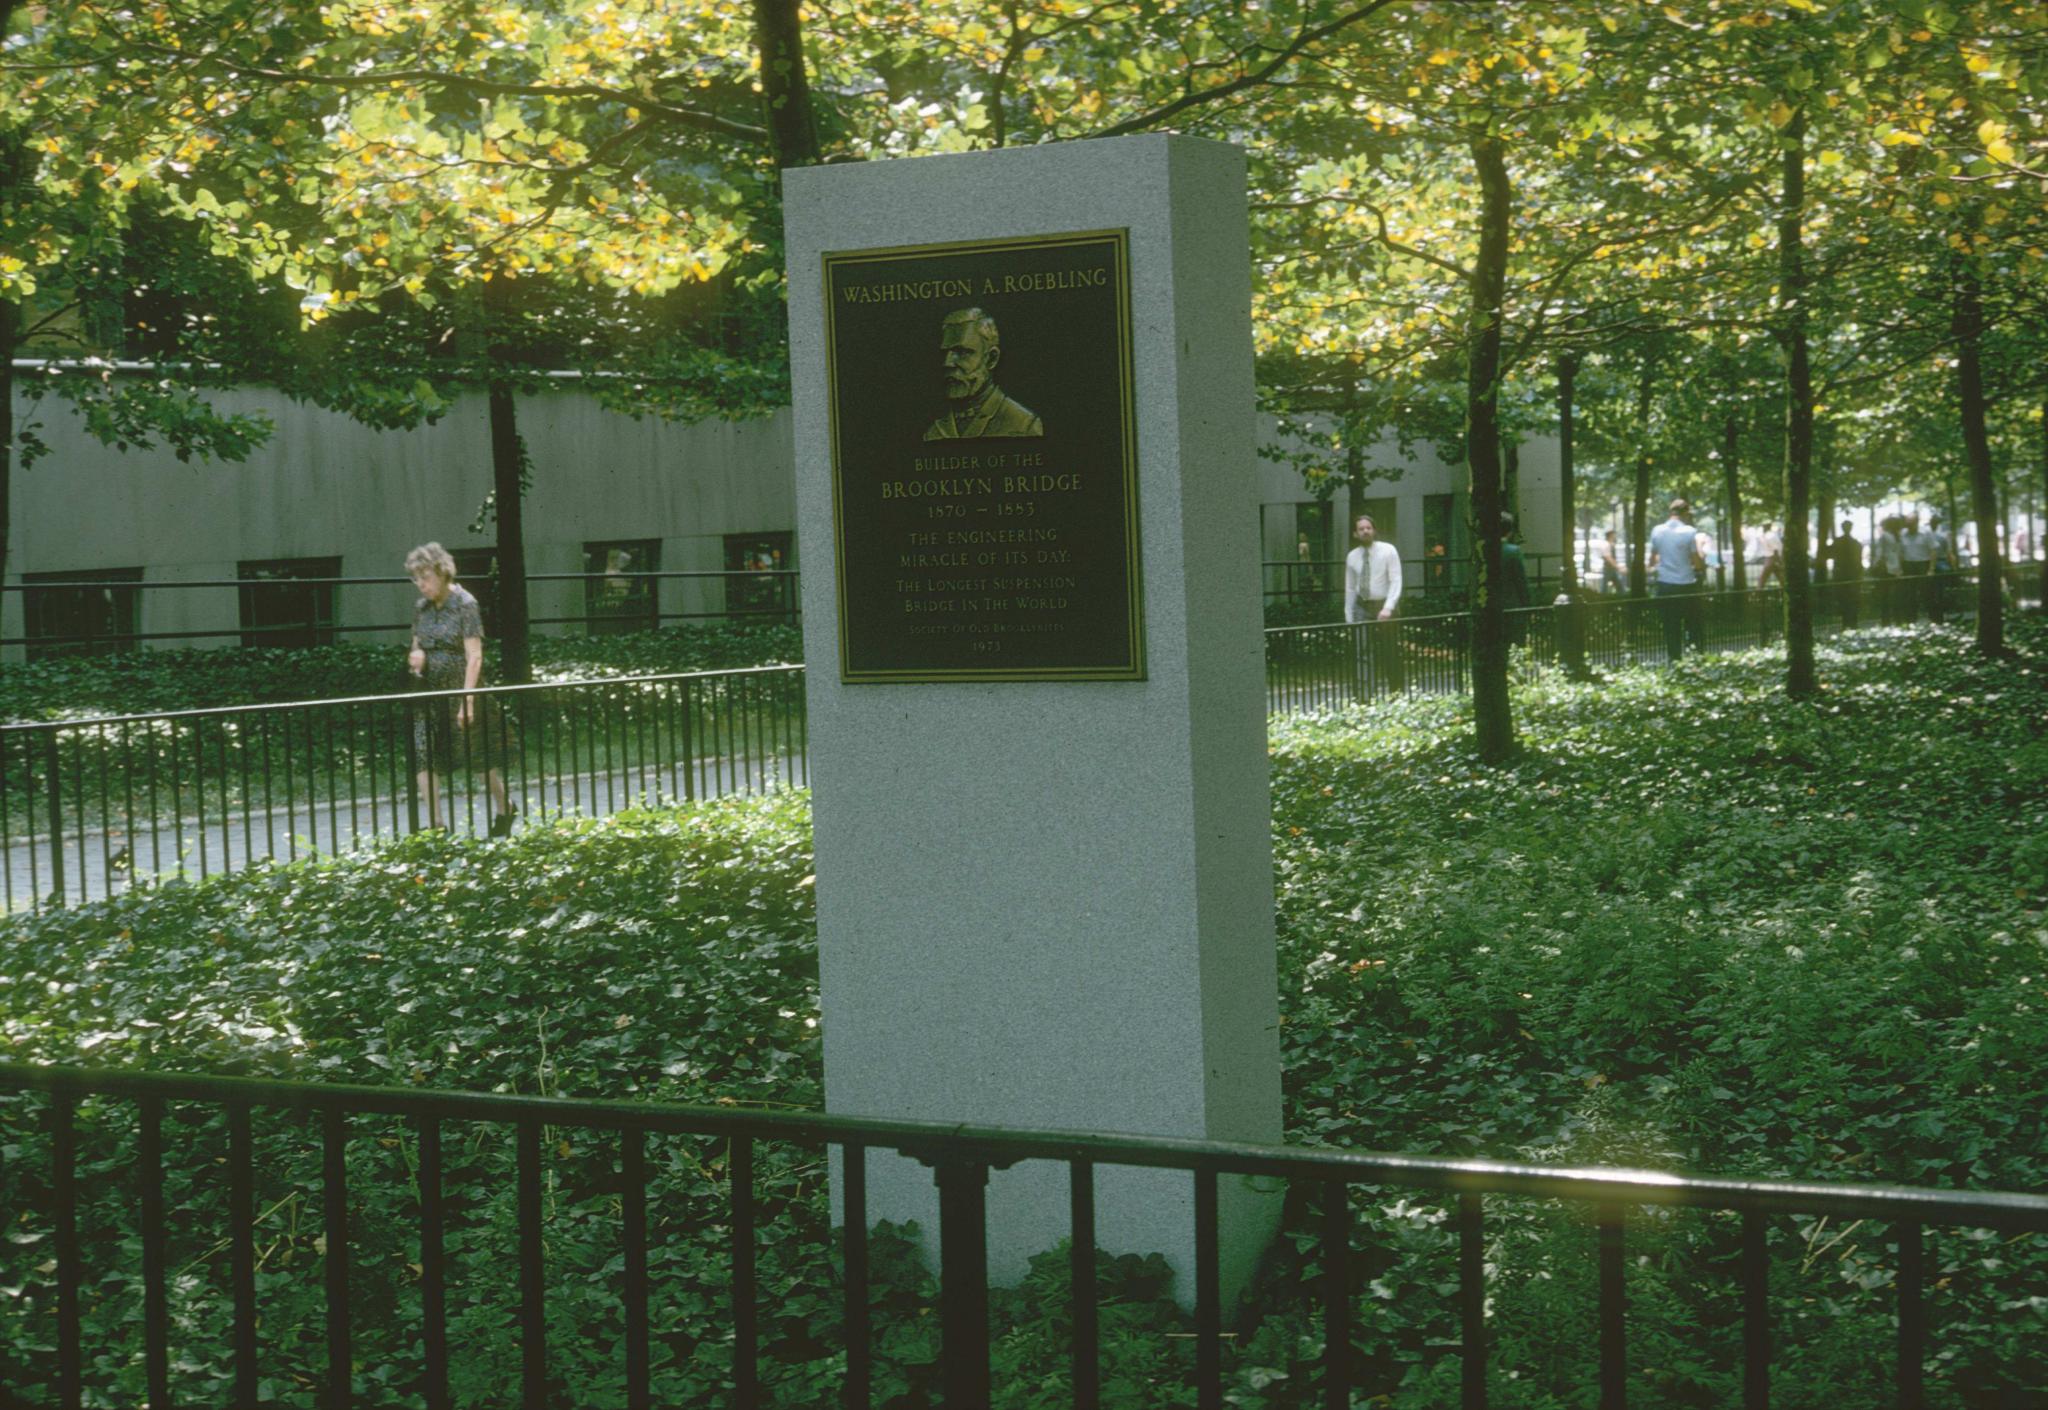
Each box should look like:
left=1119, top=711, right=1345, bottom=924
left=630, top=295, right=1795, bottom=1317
left=1344, top=514, right=1405, bottom=695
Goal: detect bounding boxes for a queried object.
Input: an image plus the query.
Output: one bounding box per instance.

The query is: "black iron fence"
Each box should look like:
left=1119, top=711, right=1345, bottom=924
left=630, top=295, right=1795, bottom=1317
left=1, top=1061, right=2043, bottom=1409
left=1263, top=555, right=1573, bottom=617
left=1263, top=570, right=2024, bottom=716
left=3, top=571, right=801, bottom=655
left=8, top=573, right=2038, bottom=910
left=1, top=666, right=806, bottom=912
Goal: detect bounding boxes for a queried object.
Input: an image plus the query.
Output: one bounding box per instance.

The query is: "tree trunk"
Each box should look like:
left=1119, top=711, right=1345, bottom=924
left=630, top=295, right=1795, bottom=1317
left=1556, top=354, right=1590, bottom=680
left=2039, top=390, right=2047, bottom=611
left=1629, top=357, right=1652, bottom=597
left=1776, top=106, right=1817, bottom=697
left=754, top=0, right=820, bottom=170
left=1952, top=263, right=2003, bottom=653
left=0, top=301, right=15, bottom=596
left=1722, top=415, right=1745, bottom=590
left=0, top=90, right=23, bottom=595
left=1502, top=435, right=1520, bottom=524
left=1466, top=132, right=1514, bottom=764
left=1557, top=356, right=1578, bottom=595
left=487, top=377, right=533, bottom=684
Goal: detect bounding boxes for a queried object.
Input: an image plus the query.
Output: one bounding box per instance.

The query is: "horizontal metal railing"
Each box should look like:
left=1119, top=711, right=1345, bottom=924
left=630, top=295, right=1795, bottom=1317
left=1, top=665, right=806, bottom=912
left=1263, top=569, right=2020, bottom=715
left=2, top=1062, right=2044, bottom=1409
left=9, top=572, right=2035, bottom=908
left=4, top=570, right=801, bottom=652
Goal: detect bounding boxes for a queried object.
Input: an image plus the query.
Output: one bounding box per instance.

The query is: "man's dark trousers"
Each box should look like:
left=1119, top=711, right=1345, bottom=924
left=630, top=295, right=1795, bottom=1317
left=1352, top=600, right=1405, bottom=699
left=1653, top=581, right=1702, bottom=663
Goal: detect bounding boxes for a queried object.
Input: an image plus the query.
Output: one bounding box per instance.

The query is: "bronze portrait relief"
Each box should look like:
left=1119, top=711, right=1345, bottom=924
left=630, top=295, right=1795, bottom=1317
left=923, top=308, right=1044, bottom=441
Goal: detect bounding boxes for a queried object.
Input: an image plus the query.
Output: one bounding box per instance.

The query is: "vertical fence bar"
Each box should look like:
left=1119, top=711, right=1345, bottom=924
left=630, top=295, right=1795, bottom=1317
left=417, top=1116, right=448, bottom=1410
left=404, top=705, right=422, bottom=836
left=622, top=1127, right=651, bottom=1410
left=1322, top=1180, right=1351, bottom=1410
left=345, top=704, right=360, bottom=850
left=237, top=717, right=254, bottom=870
left=139, top=1096, right=171, bottom=1408
left=147, top=718, right=162, bottom=877
left=261, top=716, right=276, bottom=863
left=1459, top=1192, right=1485, bottom=1410
left=518, top=1117, right=547, bottom=1409
left=1742, top=1211, right=1768, bottom=1410
left=843, top=1143, right=871, bottom=1410
left=230, top=1103, right=259, bottom=1407
left=323, top=1107, right=351, bottom=1410
left=1069, top=1160, right=1097, bottom=1410
left=280, top=708, right=294, bottom=862
left=1194, top=1168, right=1222, bottom=1410
left=934, top=1158, right=991, bottom=1410
left=44, top=731, right=65, bottom=906
left=192, top=719, right=209, bottom=882
left=1598, top=1203, right=1626, bottom=1410
left=1897, top=1222, right=1924, bottom=1410
left=96, top=725, right=113, bottom=900
left=52, top=1088, right=82, bottom=1409
left=732, top=1136, right=759, bottom=1409
left=682, top=679, right=698, bottom=802
left=3, top=730, right=16, bottom=914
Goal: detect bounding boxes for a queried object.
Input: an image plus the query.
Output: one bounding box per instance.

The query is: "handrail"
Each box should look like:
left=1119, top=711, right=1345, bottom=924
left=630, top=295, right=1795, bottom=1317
left=0, top=662, right=805, bottom=734
left=5, top=1061, right=2043, bottom=1231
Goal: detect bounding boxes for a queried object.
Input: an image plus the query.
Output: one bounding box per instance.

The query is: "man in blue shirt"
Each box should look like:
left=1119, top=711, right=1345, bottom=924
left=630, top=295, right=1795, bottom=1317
left=1647, top=498, right=1707, bottom=663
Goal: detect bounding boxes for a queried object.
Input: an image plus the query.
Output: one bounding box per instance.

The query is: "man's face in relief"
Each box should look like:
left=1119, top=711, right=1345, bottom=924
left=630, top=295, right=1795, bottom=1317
left=942, top=320, right=996, bottom=404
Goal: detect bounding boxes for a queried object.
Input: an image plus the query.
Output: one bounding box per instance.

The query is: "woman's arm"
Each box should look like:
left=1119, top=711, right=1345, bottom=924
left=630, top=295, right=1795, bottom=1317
left=460, top=636, right=483, bottom=720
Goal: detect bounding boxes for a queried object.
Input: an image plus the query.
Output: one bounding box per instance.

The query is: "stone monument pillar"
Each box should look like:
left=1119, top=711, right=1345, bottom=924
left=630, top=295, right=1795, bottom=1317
left=784, top=134, right=1280, bottom=1300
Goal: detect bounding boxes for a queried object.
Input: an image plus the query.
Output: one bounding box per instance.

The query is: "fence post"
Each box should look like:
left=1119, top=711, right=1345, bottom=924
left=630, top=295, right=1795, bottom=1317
left=932, top=1158, right=992, bottom=1410
left=44, top=730, right=65, bottom=907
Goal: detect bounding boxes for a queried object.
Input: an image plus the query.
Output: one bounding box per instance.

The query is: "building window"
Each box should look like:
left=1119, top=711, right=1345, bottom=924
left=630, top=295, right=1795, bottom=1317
left=724, top=533, right=795, bottom=622
left=238, top=557, right=342, bottom=648
left=23, top=568, right=144, bottom=659
left=449, top=548, right=500, bottom=641
left=584, top=539, right=660, bottom=635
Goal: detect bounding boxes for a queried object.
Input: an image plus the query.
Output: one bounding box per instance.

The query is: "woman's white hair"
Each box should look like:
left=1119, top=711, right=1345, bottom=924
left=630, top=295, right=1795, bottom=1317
left=405, top=542, right=456, bottom=581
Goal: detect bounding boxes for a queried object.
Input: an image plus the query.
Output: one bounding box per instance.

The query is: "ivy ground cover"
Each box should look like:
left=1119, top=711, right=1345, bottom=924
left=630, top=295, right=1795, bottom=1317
left=2, top=620, right=2044, bottom=1407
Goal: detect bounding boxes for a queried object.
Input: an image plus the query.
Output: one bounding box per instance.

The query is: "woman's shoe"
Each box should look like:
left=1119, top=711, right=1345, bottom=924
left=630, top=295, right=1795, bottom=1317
left=489, top=806, right=519, bottom=838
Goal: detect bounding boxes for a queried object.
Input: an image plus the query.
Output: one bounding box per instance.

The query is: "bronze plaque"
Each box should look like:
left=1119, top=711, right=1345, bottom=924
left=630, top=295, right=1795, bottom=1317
left=823, top=230, right=1142, bottom=682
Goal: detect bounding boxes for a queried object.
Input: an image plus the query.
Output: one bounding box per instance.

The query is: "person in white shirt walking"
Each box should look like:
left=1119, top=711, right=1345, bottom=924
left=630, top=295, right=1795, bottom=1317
left=1344, top=514, right=1405, bottom=696
left=1872, top=516, right=1906, bottom=624
left=1756, top=522, right=1785, bottom=590
left=1647, top=498, right=1708, bottom=663
left=1900, top=513, right=1935, bottom=621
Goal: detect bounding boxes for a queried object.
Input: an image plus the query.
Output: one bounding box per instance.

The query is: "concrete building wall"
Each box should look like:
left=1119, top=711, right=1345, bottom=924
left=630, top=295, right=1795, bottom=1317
left=10, top=373, right=1562, bottom=651
left=8, top=378, right=796, bottom=651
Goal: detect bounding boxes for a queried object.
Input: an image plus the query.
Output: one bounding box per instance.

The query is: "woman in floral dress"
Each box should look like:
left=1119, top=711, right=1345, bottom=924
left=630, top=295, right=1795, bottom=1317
left=406, top=542, right=517, bottom=835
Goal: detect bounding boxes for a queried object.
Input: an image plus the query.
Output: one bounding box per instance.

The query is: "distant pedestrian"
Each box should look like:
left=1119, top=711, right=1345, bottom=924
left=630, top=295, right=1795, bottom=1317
left=1827, top=519, right=1863, bottom=628
left=1598, top=529, right=1624, bottom=594
left=1756, top=522, right=1784, bottom=590
left=408, top=542, right=518, bottom=836
left=1344, top=514, right=1405, bottom=697
left=1926, top=514, right=1954, bottom=622
left=1648, top=498, right=1708, bottom=663
left=1872, top=516, right=1906, bottom=625
left=1500, top=513, right=1531, bottom=645
left=1900, top=513, right=1935, bottom=620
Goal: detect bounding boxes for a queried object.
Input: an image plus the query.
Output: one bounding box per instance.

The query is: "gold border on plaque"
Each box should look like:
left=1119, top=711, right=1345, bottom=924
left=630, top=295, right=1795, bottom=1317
left=822, top=229, right=1143, bottom=684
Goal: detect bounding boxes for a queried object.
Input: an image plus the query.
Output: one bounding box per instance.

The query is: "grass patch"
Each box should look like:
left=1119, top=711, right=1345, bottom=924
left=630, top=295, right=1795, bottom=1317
left=3, top=621, right=2045, bottom=1406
